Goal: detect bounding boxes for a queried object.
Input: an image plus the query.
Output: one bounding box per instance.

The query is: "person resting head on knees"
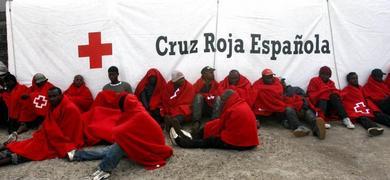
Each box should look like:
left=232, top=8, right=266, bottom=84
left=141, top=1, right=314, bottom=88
left=64, top=74, right=93, bottom=112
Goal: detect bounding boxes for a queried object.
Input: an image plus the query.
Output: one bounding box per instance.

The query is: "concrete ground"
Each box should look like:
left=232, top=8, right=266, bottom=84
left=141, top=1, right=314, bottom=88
left=0, top=120, right=389, bottom=180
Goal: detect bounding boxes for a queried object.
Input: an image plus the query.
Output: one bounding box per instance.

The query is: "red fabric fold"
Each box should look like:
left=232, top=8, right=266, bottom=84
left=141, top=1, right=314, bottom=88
left=307, top=77, right=340, bottom=106
left=362, top=76, right=390, bottom=103
left=161, top=80, right=195, bottom=119
left=134, top=68, right=166, bottom=111
left=7, top=96, right=84, bottom=161
left=385, top=75, right=390, bottom=89
left=64, top=84, right=93, bottom=112
left=252, top=78, right=286, bottom=116
left=1, top=83, right=28, bottom=119
left=204, top=92, right=259, bottom=147
left=218, top=75, right=252, bottom=105
left=113, top=95, right=173, bottom=170
left=341, top=85, right=379, bottom=121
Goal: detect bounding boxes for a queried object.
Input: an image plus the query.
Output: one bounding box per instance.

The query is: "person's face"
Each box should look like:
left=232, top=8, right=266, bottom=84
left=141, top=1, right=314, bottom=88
left=73, top=75, right=84, bottom=88
left=202, top=71, right=215, bottom=81
left=148, top=76, right=157, bottom=86
left=348, top=74, right=359, bottom=87
left=262, top=75, right=274, bottom=85
left=108, top=71, right=119, bottom=83
left=228, top=72, right=240, bottom=85
left=319, top=73, right=331, bottom=83
left=48, top=89, right=63, bottom=108
left=173, top=78, right=185, bottom=87
left=372, top=74, right=384, bottom=82
left=36, top=80, right=46, bottom=87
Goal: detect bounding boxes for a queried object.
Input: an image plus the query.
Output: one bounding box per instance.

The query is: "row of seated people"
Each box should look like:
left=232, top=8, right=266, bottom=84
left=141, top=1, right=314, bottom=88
left=0, top=65, right=389, bottom=179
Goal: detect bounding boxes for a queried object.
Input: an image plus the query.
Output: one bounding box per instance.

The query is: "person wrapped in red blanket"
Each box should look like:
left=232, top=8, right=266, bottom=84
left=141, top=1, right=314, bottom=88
left=252, top=69, right=322, bottom=138
left=0, top=87, right=84, bottom=166
left=363, top=69, right=390, bottom=115
left=0, top=74, right=28, bottom=133
left=134, top=68, right=166, bottom=124
left=169, top=89, right=259, bottom=150
left=341, top=72, right=390, bottom=136
left=192, top=66, right=222, bottom=131
left=161, top=70, right=195, bottom=136
left=70, top=94, right=173, bottom=180
left=16, top=73, right=55, bottom=134
left=307, top=66, right=354, bottom=129
left=218, top=70, right=252, bottom=105
left=64, top=75, right=93, bottom=112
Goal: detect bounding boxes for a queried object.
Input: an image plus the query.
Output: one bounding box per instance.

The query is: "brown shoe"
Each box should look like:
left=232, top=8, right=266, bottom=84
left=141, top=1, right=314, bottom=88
left=293, top=126, right=310, bottom=137
left=314, top=117, right=326, bottom=140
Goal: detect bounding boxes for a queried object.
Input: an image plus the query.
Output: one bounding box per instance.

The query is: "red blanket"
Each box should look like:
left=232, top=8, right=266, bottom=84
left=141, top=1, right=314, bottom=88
left=252, top=78, right=286, bottom=116
left=161, top=80, right=195, bottom=119
left=81, top=106, right=120, bottom=145
left=341, top=85, right=380, bottom=121
left=386, top=75, right=390, bottom=89
left=363, top=76, right=390, bottom=103
left=19, top=80, right=54, bottom=122
left=134, top=68, right=166, bottom=111
left=218, top=75, right=252, bottom=105
left=193, top=78, right=219, bottom=106
left=307, top=77, right=339, bottom=106
left=204, top=92, right=259, bottom=147
left=7, top=96, right=84, bottom=160
left=113, top=95, right=173, bottom=169
left=91, top=90, right=127, bottom=109
left=1, top=83, right=28, bottom=119
left=64, top=84, right=93, bottom=112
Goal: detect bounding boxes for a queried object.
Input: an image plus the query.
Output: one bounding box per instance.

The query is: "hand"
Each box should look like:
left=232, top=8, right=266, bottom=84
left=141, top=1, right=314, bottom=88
left=4, top=132, right=18, bottom=145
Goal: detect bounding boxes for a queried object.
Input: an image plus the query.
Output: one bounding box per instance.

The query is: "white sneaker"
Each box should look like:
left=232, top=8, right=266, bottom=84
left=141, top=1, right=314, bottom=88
left=169, top=127, right=178, bottom=146
left=368, top=127, right=384, bottom=136
left=342, top=118, right=355, bottom=129
left=92, top=169, right=110, bottom=180
left=325, top=123, right=332, bottom=129
left=67, top=149, right=76, bottom=161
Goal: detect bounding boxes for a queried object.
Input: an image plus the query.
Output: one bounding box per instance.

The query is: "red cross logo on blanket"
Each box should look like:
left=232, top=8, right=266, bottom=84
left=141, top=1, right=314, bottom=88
left=78, top=32, right=112, bottom=69
left=33, top=95, right=48, bottom=109
left=353, top=102, right=370, bottom=114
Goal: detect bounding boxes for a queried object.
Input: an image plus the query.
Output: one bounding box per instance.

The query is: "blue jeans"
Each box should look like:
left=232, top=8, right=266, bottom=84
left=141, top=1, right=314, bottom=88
left=74, top=143, right=126, bottom=172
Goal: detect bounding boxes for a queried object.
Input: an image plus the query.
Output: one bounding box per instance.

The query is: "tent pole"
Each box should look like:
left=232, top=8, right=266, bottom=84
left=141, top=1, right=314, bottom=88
left=326, top=0, right=341, bottom=89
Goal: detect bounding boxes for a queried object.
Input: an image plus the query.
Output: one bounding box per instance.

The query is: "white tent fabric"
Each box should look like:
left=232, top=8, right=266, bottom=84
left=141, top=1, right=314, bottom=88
left=6, top=0, right=390, bottom=96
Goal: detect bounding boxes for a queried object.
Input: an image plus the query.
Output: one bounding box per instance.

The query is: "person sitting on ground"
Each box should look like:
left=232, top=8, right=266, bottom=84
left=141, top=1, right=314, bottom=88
left=363, top=68, right=390, bottom=115
left=281, top=78, right=326, bottom=139
left=161, top=70, right=195, bottom=136
left=170, top=89, right=259, bottom=150
left=64, top=74, right=93, bottom=112
left=69, top=94, right=173, bottom=180
left=0, top=87, right=84, bottom=166
left=307, top=66, right=354, bottom=129
left=342, top=72, right=390, bottom=136
left=17, top=73, right=55, bottom=133
left=192, top=66, right=222, bottom=130
left=103, top=66, right=133, bottom=93
left=134, top=68, right=166, bottom=124
left=218, top=69, right=252, bottom=105
left=252, top=68, right=312, bottom=137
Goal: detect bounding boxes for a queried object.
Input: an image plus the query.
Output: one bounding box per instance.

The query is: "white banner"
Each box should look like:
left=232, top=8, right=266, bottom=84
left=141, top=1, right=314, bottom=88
left=6, top=0, right=390, bottom=96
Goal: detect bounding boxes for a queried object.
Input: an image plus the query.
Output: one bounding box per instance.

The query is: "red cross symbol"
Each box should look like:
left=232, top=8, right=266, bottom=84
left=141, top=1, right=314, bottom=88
left=33, top=95, right=48, bottom=109
left=353, top=102, right=370, bottom=114
left=78, top=32, right=112, bottom=69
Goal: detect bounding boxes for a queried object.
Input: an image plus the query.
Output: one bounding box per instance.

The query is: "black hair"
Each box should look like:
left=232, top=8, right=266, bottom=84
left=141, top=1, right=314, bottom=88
left=346, top=72, right=357, bottom=82
left=48, top=86, right=62, bottom=95
left=108, top=66, right=119, bottom=73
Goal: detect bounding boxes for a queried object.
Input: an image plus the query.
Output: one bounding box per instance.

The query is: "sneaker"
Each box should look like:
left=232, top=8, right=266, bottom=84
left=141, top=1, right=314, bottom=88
left=92, top=169, right=110, bottom=180
left=293, top=126, right=310, bottom=137
left=67, top=149, right=76, bottom=161
left=314, top=118, right=326, bottom=140
left=325, top=123, right=331, bottom=129
left=342, top=117, right=355, bottom=129
left=368, top=127, right=384, bottom=137
left=169, top=127, right=179, bottom=146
